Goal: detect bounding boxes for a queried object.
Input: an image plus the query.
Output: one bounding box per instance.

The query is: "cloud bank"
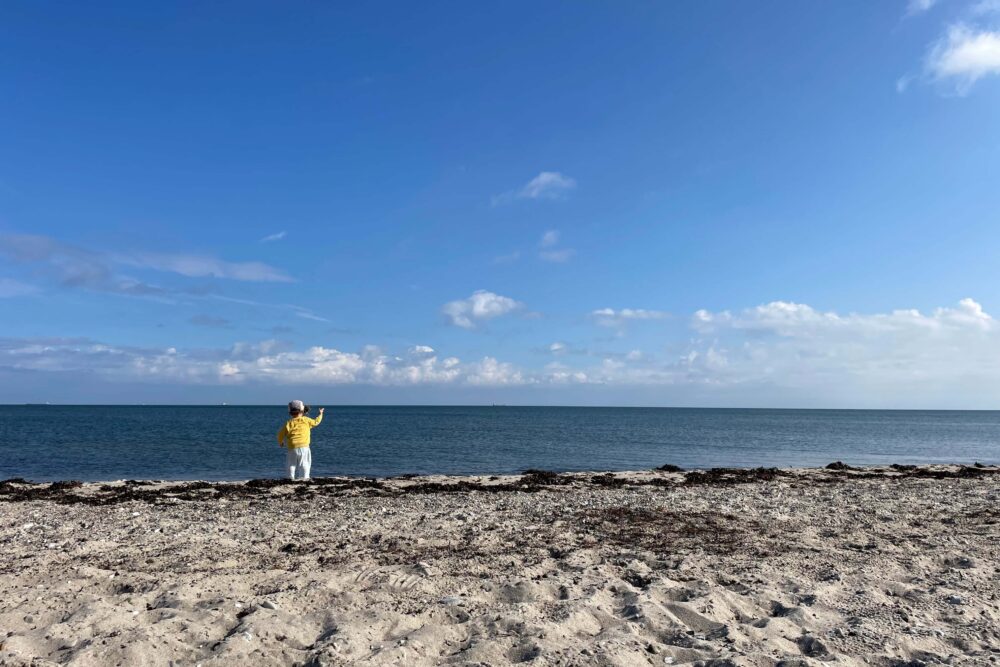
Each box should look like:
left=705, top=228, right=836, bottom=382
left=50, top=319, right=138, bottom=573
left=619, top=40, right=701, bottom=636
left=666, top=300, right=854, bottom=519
left=5, top=299, right=1000, bottom=407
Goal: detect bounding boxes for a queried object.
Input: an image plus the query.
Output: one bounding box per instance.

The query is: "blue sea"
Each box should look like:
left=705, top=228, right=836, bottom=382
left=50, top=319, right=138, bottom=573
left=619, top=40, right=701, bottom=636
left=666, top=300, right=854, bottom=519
left=1, top=405, right=998, bottom=482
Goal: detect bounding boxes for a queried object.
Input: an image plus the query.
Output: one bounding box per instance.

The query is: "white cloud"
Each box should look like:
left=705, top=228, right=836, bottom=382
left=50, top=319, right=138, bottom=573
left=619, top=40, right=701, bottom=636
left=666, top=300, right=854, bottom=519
left=549, top=342, right=567, bottom=354
left=442, top=290, right=523, bottom=329
left=591, top=308, right=668, bottom=328
left=924, top=24, right=1000, bottom=93
left=539, top=230, right=560, bottom=248
left=0, top=278, right=40, bottom=298
left=492, top=171, right=576, bottom=204
left=259, top=231, right=287, bottom=243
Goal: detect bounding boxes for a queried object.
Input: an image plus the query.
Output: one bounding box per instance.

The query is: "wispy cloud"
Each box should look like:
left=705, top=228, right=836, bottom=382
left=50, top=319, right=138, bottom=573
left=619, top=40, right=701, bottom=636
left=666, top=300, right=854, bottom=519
left=122, top=253, right=293, bottom=282
left=972, top=0, right=1000, bottom=14
left=0, top=278, right=40, bottom=298
left=907, top=0, right=942, bottom=15
left=492, top=250, right=521, bottom=265
left=591, top=307, right=668, bottom=328
left=442, top=290, right=524, bottom=329
left=924, top=24, right=1000, bottom=93
left=0, top=233, right=293, bottom=297
left=259, top=231, right=287, bottom=243
left=0, top=233, right=167, bottom=297
left=294, top=310, right=331, bottom=323
left=537, top=229, right=575, bottom=263
left=539, top=249, right=576, bottom=263
left=492, top=171, right=576, bottom=205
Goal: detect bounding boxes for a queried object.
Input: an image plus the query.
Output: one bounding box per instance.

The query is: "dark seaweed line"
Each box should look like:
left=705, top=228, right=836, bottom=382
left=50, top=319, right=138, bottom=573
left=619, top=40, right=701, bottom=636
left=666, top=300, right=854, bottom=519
left=0, top=464, right=996, bottom=506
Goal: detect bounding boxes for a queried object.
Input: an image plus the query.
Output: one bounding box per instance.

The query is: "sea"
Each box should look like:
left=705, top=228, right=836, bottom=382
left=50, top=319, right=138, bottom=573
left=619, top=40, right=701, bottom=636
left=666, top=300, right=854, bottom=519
left=1, top=405, right=998, bottom=482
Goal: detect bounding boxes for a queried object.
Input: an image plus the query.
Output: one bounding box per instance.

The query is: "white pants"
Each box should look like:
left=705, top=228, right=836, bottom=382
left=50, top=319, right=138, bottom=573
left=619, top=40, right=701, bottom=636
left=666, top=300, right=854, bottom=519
left=287, top=447, right=312, bottom=480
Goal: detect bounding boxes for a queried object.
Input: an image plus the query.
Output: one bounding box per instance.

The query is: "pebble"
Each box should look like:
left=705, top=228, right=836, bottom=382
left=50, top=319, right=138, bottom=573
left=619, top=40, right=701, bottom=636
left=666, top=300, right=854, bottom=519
left=261, top=600, right=279, bottom=610
left=946, top=595, right=965, bottom=605
left=440, top=596, right=464, bottom=606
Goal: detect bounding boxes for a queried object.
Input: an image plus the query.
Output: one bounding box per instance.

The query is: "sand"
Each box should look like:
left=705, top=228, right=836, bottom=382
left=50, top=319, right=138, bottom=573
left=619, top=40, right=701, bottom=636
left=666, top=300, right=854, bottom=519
left=0, top=464, right=998, bottom=667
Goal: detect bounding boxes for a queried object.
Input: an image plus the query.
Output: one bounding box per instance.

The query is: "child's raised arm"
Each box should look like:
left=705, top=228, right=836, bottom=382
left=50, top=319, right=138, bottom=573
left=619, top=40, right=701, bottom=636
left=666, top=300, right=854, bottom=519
left=311, top=407, right=325, bottom=427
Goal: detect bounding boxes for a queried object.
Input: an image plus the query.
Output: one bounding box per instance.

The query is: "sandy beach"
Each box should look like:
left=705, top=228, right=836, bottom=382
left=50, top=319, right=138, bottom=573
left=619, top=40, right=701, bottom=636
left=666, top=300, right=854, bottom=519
left=1, top=464, right=997, bottom=667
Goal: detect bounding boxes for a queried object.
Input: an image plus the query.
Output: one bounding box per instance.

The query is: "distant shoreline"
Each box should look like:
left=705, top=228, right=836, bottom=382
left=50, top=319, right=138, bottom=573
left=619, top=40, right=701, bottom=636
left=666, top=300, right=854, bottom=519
left=7, top=403, right=1000, bottom=411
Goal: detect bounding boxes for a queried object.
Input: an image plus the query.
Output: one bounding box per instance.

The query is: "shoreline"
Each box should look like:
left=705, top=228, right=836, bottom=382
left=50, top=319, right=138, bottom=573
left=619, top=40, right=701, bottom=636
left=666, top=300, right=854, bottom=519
left=1, top=464, right=998, bottom=666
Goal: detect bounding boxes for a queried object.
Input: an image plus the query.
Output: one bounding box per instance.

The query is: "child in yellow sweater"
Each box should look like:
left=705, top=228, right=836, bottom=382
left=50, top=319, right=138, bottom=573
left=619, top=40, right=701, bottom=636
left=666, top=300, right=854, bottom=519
left=277, top=400, right=324, bottom=480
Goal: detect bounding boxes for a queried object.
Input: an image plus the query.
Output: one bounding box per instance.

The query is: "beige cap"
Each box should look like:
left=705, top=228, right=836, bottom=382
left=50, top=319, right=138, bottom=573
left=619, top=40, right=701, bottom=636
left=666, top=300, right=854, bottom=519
left=288, top=400, right=305, bottom=411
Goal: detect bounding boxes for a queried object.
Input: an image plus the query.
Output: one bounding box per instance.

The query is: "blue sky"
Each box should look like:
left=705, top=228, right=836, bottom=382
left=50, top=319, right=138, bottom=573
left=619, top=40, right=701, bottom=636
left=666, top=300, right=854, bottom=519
left=3, top=1, right=1000, bottom=406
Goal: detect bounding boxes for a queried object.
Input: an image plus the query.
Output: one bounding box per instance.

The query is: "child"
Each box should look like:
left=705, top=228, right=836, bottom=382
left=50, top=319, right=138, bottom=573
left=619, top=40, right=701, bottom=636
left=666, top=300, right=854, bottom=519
left=277, top=400, right=324, bottom=481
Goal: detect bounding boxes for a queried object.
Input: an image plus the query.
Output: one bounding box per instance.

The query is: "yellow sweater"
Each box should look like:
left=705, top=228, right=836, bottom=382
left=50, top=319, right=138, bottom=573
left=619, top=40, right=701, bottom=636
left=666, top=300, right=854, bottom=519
left=277, top=414, right=323, bottom=449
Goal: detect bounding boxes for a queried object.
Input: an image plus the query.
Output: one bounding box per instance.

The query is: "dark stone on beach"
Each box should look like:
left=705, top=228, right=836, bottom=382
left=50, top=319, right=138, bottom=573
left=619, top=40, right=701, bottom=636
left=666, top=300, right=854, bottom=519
left=795, top=635, right=829, bottom=657
left=621, top=603, right=643, bottom=620
left=519, top=470, right=569, bottom=486
left=661, top=631, right=696, bottom=648
left=623, top=570, right=654, bottom=589
left=245, top=478, right=294, bottom=489
left=49, top=480, right=83, bottom=490
left=590, top=473, right=626, bottom=487
left=825, top=461, right=856, bottom=471
left=500, top=582, right=536, bottom=604
left=547, top=546, right=570, bottom=559
left=891, top=464, right=918, bottom=472
left=770, top=601, right=797, bottom=617
left=656, top=464, right=684, bottom=472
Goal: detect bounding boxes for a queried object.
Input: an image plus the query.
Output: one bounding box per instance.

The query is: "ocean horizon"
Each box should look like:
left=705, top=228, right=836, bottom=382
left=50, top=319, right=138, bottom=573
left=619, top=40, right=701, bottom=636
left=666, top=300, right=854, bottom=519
left=2, top=405, right=998, bottom=482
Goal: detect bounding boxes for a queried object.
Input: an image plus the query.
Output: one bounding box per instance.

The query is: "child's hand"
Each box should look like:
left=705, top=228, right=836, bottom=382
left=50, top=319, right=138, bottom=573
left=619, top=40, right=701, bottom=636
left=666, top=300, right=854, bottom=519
left=319, top=407, right=325, bottom=414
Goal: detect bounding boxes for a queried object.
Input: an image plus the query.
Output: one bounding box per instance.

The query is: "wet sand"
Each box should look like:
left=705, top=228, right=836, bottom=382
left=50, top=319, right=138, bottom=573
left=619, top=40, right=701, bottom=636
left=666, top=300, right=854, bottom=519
left=1, top=464, right=998, bottom=666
